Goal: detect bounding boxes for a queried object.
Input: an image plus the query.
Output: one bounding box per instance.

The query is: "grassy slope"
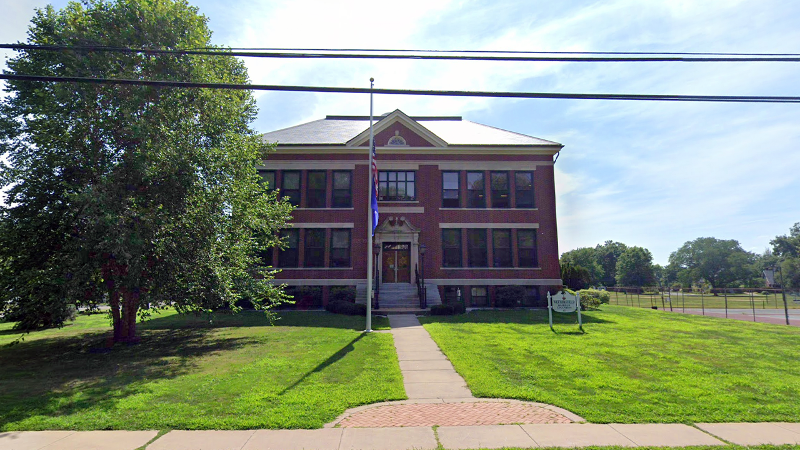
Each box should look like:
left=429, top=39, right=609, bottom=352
left=420, top=305, right=800, bottom=423
left=0, top=310, right=404, bottom=430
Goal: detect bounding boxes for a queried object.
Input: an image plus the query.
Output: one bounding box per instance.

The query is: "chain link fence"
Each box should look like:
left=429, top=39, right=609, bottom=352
left=606, top=286, right=800, bottom=325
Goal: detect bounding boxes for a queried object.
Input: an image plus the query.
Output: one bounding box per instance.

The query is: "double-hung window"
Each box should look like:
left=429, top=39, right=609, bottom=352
left=278, top=229, right=299, bottom=268
left=330, top=229, right=351, bottom=267
left=466, top=172, right=485, bottom=208
left=258, top=170, right=276, bottom=189
left=442, top=229, right=462, bottom=267
left=518, top=229, right=538, bottom=267
left=442, top=171, right=460, bottom=208
left=492, top=229, right=512, bottom=267
left=471, top=287, right=488, bottom=306
left=306, top=171, right=326, bottom=208
left=467, top=229, right=488, bottom=267
left=281, top=171, right=301, bottom=206
left=515, top=172, right=534, bottom=208
left=304, top=229, right=325, bottom=267
left=332, top=171, right=352, bottom=207
left=490, top=171, right=510, bottom=208
left=523, top=286, right=539, bottom=306
left=378, top=171, right=415, bottom=201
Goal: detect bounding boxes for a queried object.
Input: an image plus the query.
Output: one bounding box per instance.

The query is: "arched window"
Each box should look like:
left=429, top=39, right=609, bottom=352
left=387, top=134, right=407, bottom=146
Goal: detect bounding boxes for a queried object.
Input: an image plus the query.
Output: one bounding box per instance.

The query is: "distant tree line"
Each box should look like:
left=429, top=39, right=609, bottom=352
left=560, top=223, right=800, bottom=291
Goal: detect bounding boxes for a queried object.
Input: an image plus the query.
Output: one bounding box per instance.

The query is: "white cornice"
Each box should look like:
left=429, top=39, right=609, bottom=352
left=428, top=278, right=562, bottom=285
left=273, top=279, right=362, bottom=286
left=269, top=146, right=561, bottom=156
left=288, top=223, right=354, bottom=228
left=439, top=223, right=540, bottom=229
left=259, top=160, right=554, bottom=170
left=258, top=162, right=357, bottom=170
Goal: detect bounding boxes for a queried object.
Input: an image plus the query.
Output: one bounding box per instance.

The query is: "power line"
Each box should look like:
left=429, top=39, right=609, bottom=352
left=3, top=44, right=800, bottom=63
left=2, top=73, right=799, bottom=103
left=217, top=47, right=800, bottom=58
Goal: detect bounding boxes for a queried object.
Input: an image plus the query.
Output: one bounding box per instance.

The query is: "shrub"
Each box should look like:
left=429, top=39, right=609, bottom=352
left=452, top=302, right=466, bottom=314
left=495, top=285, right=526, bottom=307
left=330, top=286, right=356, bottom=303
left=579, top=294, right=601, bottom=311
left=283, top=286, right=322, bottom=310
left=4, top=298, right=76, bottom=330
left=579, top=288, right=611, bottom=305
left=325, top=300, right=366, bottom=316
left=430, top=304, right=455, bottom=315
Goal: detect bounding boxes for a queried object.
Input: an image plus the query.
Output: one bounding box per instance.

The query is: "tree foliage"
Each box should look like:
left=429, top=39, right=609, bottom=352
left=615, top=246, right=656, bottom=287
left=0, top=0, right=292, bottom=340
left=560, top=247, right=603, bottom=286
left=595, top=240, right=627, bottom=286
left=770, top=223, right=800, bottom=289
left=668, top=237, right=756, bottom=288
left=560, top=261, right=591, bottom=291
left=771, top=223, right=800, bottom=258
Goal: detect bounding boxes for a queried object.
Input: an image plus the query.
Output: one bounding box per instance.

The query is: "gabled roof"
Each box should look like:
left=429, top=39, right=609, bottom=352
left=261, top=109, right=562, bottom=148
left=347, top=110, right=447, bottom=147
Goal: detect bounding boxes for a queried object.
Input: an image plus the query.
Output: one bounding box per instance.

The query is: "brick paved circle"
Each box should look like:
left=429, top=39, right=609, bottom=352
left=336, top=402, right=574, bottom=427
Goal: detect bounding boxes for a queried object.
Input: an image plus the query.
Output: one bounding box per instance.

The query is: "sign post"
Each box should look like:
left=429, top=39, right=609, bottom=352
left=547, top=290, right=582, bottom=331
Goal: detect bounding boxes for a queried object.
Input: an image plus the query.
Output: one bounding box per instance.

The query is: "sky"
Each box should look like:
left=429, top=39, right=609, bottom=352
left=2, top=0, right=800, bottom=265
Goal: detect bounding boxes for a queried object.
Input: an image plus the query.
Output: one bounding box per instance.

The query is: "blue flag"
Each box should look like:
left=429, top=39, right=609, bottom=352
left=371, top=139, right=379, bottom=235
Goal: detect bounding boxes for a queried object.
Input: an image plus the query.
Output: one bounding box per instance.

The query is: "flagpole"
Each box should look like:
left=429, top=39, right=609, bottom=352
left=366, top=77, right=374, bottom=333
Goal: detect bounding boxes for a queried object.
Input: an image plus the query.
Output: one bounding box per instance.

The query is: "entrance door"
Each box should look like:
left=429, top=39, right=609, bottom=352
left=382, top=242, right=411, bottom=283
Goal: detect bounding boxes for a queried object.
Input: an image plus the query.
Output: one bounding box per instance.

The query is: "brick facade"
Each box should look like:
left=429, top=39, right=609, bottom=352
left=261, top=111, right=563, bottom=307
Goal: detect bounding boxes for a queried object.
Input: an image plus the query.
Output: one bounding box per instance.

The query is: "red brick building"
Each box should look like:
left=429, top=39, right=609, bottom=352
left=260, top=110, right=563, bottom=309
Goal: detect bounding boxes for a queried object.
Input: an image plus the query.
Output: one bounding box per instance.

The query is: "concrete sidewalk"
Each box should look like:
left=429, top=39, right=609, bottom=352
left=4, top=422, right=800, bottom=449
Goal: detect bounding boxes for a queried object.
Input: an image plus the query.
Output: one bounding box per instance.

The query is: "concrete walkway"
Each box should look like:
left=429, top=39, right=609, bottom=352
left=387, top=314, right=473, bottom=400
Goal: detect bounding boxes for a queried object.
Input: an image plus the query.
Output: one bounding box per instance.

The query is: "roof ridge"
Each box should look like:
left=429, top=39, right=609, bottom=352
left=323, top=115, right=462, bottom=121
left=262, top=117, right=327, bottom=135
left=461, top=119, right=561, bottom=145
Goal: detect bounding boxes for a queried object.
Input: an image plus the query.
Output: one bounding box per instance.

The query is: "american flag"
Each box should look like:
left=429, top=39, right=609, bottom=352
left=370, top=138, right=379, bottom=235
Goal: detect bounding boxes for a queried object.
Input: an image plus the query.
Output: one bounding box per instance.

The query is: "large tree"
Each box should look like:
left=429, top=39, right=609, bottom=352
left=668, top=237, right=756, bottom=289
left=615, top=246, right=656, bottom=287
left=560, top=247, right=603, bottom=285
left=595, top=240, right=627, bottom=286
left=771, top=223, right=800, bottom=258
left=770, top=223, right=800, bottom=289
left=0, top=0, right=292, bottom=340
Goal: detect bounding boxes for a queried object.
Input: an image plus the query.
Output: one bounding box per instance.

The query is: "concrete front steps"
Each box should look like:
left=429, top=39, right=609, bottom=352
left=356, top=282, right=441, bottom=311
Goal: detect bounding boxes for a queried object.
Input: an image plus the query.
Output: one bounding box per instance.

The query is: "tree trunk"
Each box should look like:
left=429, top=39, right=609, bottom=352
left=116, top=290, right=140, bottom=343
left=104, top=264, right=123, bottom=342
left=110, top=289, right=122, bottom=342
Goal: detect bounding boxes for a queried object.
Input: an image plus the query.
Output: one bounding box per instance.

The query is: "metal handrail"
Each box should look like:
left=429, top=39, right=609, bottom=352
left=415, top=265, right=425, bottom=308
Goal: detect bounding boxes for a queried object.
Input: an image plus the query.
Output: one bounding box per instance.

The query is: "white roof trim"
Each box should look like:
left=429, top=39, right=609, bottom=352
left=346, top=109, right=449, bottom=148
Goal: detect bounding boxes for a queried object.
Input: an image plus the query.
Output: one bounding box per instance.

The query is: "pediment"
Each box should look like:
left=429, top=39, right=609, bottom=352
left=374, top=216, right=421, bottom=234
left=347, top=109, right=447, bottom=148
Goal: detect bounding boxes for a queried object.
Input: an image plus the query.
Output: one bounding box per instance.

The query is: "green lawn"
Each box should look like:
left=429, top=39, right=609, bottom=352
left=419, top=305, right=800, bottom=424
left=0, top=310, right=405, bottom=431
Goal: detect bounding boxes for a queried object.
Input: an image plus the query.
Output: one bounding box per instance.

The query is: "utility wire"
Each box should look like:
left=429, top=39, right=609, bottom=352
left=3, top=44, right=800, bottom=62
left=216, top=47, right=800, bottom=57
left=2, top=73, right=799, bottom=103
